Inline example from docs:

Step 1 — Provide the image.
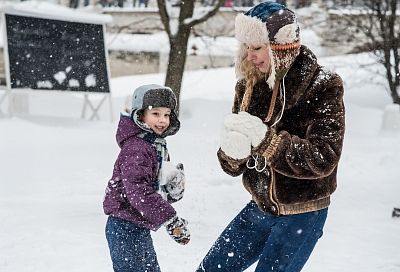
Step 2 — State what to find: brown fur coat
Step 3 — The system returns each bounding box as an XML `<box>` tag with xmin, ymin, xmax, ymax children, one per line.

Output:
<box><xmin>218</xmin><ymin>45</ymin><xmax>345</xmax><ymax>215</ymax></box>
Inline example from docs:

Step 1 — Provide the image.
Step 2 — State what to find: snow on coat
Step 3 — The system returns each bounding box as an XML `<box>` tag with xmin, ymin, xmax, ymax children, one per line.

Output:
<box><xmin>103</xmin><ymin>115</ymin><xmax>176</xmax><ymax>231</ymax></box>
<box><xmin>218</xmin><ymin>45</ymin><xmax>345</xmax><ymax>216</ymax></box>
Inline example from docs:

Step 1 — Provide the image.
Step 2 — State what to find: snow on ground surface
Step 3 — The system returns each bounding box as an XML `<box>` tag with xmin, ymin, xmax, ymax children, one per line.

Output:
<box><xmin>1</xmin><ymin>52</ymin><xmax>400</xmax><ymax>271</ymax></box>
<box><xmin>1</xmin><ymin>1</ymin><xmax>400</xmax><ymax>271</ymax></box>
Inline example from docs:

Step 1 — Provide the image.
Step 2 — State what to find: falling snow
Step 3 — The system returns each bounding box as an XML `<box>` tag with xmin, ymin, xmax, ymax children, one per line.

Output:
<box><xmin>85</xmin><ymin>74</ymin><xmax>96</xmax><ymax>87</ymax></box>
<box><xmin>296</xmin><ymin>229</ymin><xmax>303</xmax><ymax>235</ymax></box>
<box><xmin>68</xmin><ymin>78</ymin><xmax>80</xmax><ymax>87</ymax></box>
<box><xmin>0</xmin><ymin>1</ymin><xmax>399</xmax><ymax>272</ymax></box>
<box><xmin>54</xmin><ymin>71</ymin><xmax>66</xmax><ymax>84</ymax></box>
<box><xmin>36</xmin><ymin>80</ymin><xmax>53</xmax><ymax>89</ymax></box>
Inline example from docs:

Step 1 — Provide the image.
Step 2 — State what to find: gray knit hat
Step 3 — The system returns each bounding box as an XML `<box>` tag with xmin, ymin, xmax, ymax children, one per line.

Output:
<box><xmin>132</xmin><ymin>84</ymin><xmax>177</xmax><ymax>112</ymax></box>
<box><xmin>131</xmin><ymin>84</ymin><xmax>180</xmax><ymax>137</ymax></box>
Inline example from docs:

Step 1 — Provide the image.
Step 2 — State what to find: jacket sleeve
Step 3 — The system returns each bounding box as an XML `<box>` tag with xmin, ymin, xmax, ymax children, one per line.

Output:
<box><xmin>120</xmin><ymin>144</ymin><xmax>176</xmax><ymax>229</ymax></box>
<box><xmin>217</xmin><ymin>148</ymin><xmax>248</xmax><ymax>176</ymax></box>
<box><xmin>256</xmin><ymin>73</ymin><xmax>345</xmax><ymax>179</ymax></box>
<box><xmin>216</xmin><ymin>80</ymin><xmax>248</xmax><ymax>176</ymax></box>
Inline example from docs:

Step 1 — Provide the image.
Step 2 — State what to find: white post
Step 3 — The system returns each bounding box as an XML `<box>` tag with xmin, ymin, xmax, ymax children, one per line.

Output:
<box><xmin>1</xmin><ymin>12</ymin><xmax>12</xmax><ymax>117</ymax></box>
<box><xmin>108</xmin><ymin>93</ymin><xmax>114</xmax><ymax>122</ymax></box>
<box><xmin>103</xmin><ymin>23</ymin><xmax>114</xmax><ymax>122</ymax></box>
<box><xmin>0</xmin><ymin>88</ymin><xmax>11</xmax><ymax>117</ymax></box>
<box><xmin>381</xmin><ymin>104</ymin><xmax>400</xmax><ymax>131</ymax></box>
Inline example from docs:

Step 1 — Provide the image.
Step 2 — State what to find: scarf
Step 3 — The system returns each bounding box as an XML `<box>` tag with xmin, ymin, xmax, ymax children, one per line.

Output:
<box><xmin>137</xmin><ymin>131</ymin><xmax>169</xmax><ymax>190</ymax></box>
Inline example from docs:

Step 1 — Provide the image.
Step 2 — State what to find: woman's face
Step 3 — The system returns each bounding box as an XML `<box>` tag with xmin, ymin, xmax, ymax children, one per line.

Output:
<box><xmin>142</xmin><ymin>107</ymin><xmax>171</xmax><ymax>135</ymax></box>
<box><xmin>246</xmin><ymin>44</ymin><xmax>271</xmax><ymax>74</ymax></box>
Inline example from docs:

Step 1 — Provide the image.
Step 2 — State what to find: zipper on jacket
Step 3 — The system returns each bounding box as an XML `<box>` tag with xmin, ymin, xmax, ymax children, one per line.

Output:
<box><xmin>268</xmin><ymin>168</ymin><xmax>280</xmax><ymax>215</ymax></box>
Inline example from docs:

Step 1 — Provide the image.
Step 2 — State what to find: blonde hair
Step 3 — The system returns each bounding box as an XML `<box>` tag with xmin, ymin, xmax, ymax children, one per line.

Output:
<box><xmin>237</xmin><ymin>44</ymin><xmax>271</xmax><ymax>112</ymax></box>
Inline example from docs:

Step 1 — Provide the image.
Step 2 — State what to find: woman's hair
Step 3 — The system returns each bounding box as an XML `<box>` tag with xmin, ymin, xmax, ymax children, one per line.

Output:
<box><xmin>237</xmin><ymin>44</ymin><xmax>271</xmax><ymax>112</ymax></box>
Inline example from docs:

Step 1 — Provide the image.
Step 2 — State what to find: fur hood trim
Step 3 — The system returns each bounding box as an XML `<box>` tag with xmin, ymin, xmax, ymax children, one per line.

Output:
<box><xmin>235</xmin><ymin>13</ymin><xmax>270</xmax><ymax>45</ymax></box>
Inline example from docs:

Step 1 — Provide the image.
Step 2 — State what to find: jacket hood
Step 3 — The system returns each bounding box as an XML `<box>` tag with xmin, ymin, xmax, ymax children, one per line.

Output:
<box><xmin>128</xmin><ymin>84</ymin><xmax>180</xmax><ymax>137</ymax></box>
<box><xmin>116</xmin><ymin>115</ymin><xmax>143</xmax><ymax>148</ymax></box>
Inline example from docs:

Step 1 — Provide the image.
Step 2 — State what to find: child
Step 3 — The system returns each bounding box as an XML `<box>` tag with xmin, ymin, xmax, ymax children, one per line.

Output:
<box><xmin>103</xmin><ymin>84</ymin><xmax>190</xmax><ymax>272</ymax></box>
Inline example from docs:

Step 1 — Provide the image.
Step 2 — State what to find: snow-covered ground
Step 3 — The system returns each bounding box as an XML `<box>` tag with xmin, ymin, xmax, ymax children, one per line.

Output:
<box><xmin>1</xmin><ymin>51</ymin><xmax>400</xmax><ymax>272</ymax></box>
<box><xmin>1</xmin><ymin>1</ymin><xmax>400</xmax><ymax>272</ymax></box>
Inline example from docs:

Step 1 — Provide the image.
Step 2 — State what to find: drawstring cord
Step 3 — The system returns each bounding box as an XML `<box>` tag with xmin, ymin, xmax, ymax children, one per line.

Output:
<box><xmin>246</xmin><ymin>155</ymin><xmax>268</xmax><ymax>173</ymax></box>
<box><xmin>271</xmin><ymin>75</ymin><xmax>286</xmax><ymax>127</ymax></box>
<box><xmin>246</xmin><ymin>75</ymin><xmax>286</xmax><ymax>172</ymax></box>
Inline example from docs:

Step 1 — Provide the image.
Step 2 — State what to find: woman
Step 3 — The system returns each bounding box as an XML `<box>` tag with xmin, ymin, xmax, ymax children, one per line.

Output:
<box><xmin>197</xmin><ymin>2</ymin><xmax>345</xmax><ymax>272</ymax></box>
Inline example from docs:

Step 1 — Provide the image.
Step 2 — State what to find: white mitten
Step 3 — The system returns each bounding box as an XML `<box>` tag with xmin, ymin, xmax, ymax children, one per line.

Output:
<box><xmin>224</xmin><ymin>111</ymin><xmax>268</xmax><ymax>147</ymax></box>
<box><xmin>220</xmin><ymin>130</ymin><xmax>251</xmax><ymax>160</ymax></box>
<box><xmin>160</xmin><ymin>162</ymin><xmax>185</xmax><ymax>202</ymax></box>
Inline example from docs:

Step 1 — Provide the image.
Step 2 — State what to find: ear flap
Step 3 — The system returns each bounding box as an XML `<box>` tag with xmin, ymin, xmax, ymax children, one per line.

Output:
<box><xmin>266</xmin><ymin>46</ymin><xmax>276</xmax><ymax>89</ymax></box>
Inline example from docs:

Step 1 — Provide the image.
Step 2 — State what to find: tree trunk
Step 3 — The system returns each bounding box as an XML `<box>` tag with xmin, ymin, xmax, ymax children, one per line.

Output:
<box><xmin>379</xmin><ymin>0</ymin><xmax>400</xmax><ymax>105</ymax></box>
<box><xmin>69</xmin><ymin>0</ymin><xmax>79</xmax><ymax>8</ymax></box>
<box><xmin>165</xmin><ymin>27</ymin><xmax>191</xmax><ymax>114</ymax></box>
<box><xmin>157</xmin><ymin>0</ymin><xmax>226</xmax><ymax>114</ymax></box>
<box><xmin>327</xmin><ymin>0</ymin><xmax>400</xmax><ymax>104</ymax></box>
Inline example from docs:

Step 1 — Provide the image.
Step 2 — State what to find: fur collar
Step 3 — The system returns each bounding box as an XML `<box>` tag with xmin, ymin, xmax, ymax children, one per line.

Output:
<box><xmin>283</xmin><ymin>45</ymin><xmax>318</xmax><ymax>109</ymax></box>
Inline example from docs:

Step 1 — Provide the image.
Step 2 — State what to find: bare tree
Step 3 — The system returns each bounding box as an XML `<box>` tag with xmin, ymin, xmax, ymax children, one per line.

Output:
<box><xmin>331</xmin><ymin>0</ymin><xmax>400</xmax><ymax>104</ymax></box>
<box><xmin>366</xmin><ymin>0</ymin><xmax>400</xmax><ymax>105</ymax></box>
<box><xmin>69</xmin><ymin>0</ymin><xmax>79</xmax><ymax>8</ymax></box>
<box><xmin>156</xmin><ymin>0</ymin><xmax>226</xmax><ymax>112</ymax></box>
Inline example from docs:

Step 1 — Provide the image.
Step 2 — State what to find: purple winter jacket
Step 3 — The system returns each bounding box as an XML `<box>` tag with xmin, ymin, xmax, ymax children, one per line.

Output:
<box><xmin>103</xmin><ymin>115</ymin><xmax>176</xmax><ymax>231</ymax></box>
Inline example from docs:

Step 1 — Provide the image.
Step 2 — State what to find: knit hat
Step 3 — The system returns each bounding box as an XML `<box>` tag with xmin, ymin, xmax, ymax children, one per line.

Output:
<box><xmin>235</xmin><ymin>1</ymin><xmax>301</xmax><ymax>89</ymax></box>
<box><xmin>130</xmin><ymin>84</ymin><xmax>180</xmax><ymax>137</ymax></box>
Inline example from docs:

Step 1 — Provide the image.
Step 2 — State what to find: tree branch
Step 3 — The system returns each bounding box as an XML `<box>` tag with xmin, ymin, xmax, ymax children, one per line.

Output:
<box><xmin>185</xmin><ymin>0</ymin><xmax>226</xmax><ymax>28</ymax></box>
<box><xmin>157</xmin><ymin>0</ymin><xmax>171</xmax><ymax>36</ymax></box>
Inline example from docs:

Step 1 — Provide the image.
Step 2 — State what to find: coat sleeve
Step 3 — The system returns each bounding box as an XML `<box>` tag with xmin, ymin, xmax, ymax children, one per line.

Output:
<box><xmin>217</xmin><ymin>80</ymin><xmax>248</xmax><ymax>176</ymax></box>
<box><xmin>120</xmin><ymin>144</ymin><xmax>176</xmax><ymax>229</ymax></box>
<box><xmin>256</xmin><ymin>72</ymin><xmax>345</xmax><ymax>179</ymax></box>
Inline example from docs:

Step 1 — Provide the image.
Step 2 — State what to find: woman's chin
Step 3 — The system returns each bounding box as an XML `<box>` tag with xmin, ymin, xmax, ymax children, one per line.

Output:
<box><xmin>258</xmin><ymin>66</ymin><xmax>268</xmax><ymax>73</ymax></box>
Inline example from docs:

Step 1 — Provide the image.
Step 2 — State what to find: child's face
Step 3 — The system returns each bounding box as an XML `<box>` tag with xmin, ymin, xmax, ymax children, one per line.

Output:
<box><xmin>142</xmin><ymin>107</ymin><xmax>171</xmax><ymax>135</ymax></box>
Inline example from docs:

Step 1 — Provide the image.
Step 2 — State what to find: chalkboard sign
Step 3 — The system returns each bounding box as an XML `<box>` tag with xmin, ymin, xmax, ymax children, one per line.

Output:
<box><xmin>4</xmin><ymin>13</ymin><xmax>110</xmax><ymax>93</ymax></box>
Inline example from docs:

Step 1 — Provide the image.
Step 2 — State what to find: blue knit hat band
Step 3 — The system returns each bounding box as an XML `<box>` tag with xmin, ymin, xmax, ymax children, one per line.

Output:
<box><xmin>245</xmin><ymin>2</ymin><xmax>287</xmax><ymax>22</ymax></box>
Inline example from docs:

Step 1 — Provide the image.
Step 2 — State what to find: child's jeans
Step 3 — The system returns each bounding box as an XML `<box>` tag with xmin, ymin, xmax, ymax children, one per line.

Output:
<box><xmin>197</xmin><ymin>201</ymin><xmax>328</xmax><ymax>272</ymax></box>
<box><xmin>105</xmin><ymin>216</ymin><xmax>161</xmax><ymax>272</ymax></box>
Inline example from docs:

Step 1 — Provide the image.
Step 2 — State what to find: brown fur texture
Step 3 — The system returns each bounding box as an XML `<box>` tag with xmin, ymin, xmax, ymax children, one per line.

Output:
<box><xmin>218</xmin><ymin>45</ymin><xmax>345</xmax><ymax>215</ymax></box>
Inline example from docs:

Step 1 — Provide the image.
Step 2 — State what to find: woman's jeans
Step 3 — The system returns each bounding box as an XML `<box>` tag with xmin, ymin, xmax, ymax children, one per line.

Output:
<box><xmin>105</xmin><ymin>216</ymin><xmax>161</xmax><ymax>272</ymax></box>
<box><xmin>197</xmin><ymin>201</ymin><xmax>328</xmax><ymax>272</ymax></box>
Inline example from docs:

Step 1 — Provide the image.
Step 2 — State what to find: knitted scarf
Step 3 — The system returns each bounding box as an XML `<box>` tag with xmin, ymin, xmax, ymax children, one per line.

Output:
<box><xmin>137</xmin><ymin>131</ymin><xmax>169</xmax><ymax>190</ymax></box>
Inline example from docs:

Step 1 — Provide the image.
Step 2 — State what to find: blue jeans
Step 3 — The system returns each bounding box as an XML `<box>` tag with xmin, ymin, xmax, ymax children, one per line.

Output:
<box><xmin>105</xmin><ymin>216</ymin><xmax>161</xmax><ymax>272</ymax></box>
<box><xmin>197</xmin><ymin>201</ymin><xmax>328</xmax><ymax>272</ymax></box>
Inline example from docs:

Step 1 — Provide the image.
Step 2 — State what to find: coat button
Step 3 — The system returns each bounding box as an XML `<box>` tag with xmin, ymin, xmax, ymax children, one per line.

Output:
<box><xmin>271</xmin><ymin>206</ymin><xmax>277</xmax><ymax>212</ymax></box>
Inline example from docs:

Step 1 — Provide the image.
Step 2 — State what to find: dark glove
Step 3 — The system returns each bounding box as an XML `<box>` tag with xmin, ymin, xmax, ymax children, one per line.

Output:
<box><xmin>164</xmin><ymin>216</ymin><xmax>190</xmax><ymax>245</ymax></box>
